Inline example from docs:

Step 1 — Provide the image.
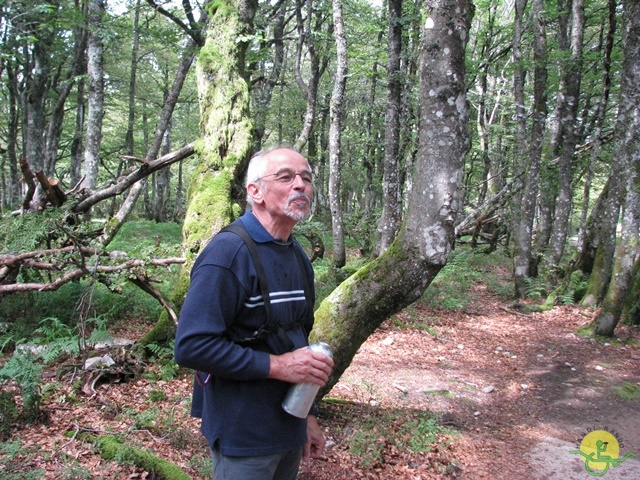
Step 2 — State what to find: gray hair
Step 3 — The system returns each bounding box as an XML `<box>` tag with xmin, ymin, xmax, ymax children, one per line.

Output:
<box><xmin>245</xmin><ymin>151</ymin><xmax>270</xmax><ymax>206</ymax></box>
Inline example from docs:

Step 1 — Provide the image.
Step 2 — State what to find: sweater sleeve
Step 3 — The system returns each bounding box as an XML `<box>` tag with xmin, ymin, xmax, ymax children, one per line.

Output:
<box><xmin>174</xmin><ymin>249</ymin><xmax>271</xmax><ymax>381</ymax></box>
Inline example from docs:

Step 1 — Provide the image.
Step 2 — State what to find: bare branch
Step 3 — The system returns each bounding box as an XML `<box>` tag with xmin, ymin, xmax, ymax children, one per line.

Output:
<box><xmin>0</xmin><ymin>253</ymin><xmax>185</xmax><ymax>294</ymax></box>
<box><xmin>145</xmin><ymin>0</ymin><xmax>205</xmax><ymax>46</ymax></box>
<box><xmin>129</xmin><ymin>270</ymin><xmax>179</xmax><ymax>325</ymax></box>
<box><xmin>72</xmin><ymin>142</ymin><xmax>195</xmax><ymax>214</ymax></box>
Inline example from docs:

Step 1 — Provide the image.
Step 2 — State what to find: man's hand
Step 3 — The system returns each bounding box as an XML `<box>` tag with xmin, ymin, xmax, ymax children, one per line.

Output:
<box><xmin>304</xmin><ymin>415</ymin><xmax>326</xmax><ymax>459</ymax></box>
<box><xmin>268</xmin><ymin>346</ymin><xmax>334</xmax><ymax>386</ymax></box>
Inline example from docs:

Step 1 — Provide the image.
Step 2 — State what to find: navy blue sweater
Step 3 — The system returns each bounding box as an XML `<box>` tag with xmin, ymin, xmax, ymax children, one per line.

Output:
<box><xmin>174</xmin><ymin>211</ymin><xmax>315</xmax><ymax>456</ymax></box>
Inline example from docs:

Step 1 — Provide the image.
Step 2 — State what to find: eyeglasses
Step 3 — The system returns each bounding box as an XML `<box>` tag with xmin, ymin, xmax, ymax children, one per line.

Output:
<box><xmin>255</xmin><ymin>168</ymin><xmax>313</xmax><ymax>185</ymax></box>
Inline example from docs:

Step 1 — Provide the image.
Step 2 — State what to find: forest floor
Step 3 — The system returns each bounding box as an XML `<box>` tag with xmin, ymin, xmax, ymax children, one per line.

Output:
<box><xmin>2</xmin><ymin>283</ymin><xmax>640</xmax><ymax>479</ymax></box>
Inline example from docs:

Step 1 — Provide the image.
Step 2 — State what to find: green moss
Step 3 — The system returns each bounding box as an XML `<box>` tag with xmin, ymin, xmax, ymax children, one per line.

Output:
<box><xmin>96</xmin><ymin>435</ymin><xmax>190</xmax><ymax>480</ymax></box>
<box><xmin>137</xmin><ymin>310</ymin><xmax>176</xmax><ymax>347</ymax></box>
<box><xmin>206</xmin><ymin>0</ymin><xmax>235</xmax><ymax>18</ymax></box>
<box><xmin>613</xmin><ymin>382</ymin><xmax>640</xmax><ymax>400</ymax></box>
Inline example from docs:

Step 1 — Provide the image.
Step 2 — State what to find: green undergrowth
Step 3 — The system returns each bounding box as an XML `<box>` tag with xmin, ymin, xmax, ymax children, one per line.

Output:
<box><xmin>612</xmin><ymin>381</ymin><xmax>640</xmax><ymax>400</ymax></box>
<box><xmin>94</xmin><ymin>435</ymin><xmax>190</xmax><ymax>480</ymax></box>
<box><xmin>320</xmin><ymin>400</ymin><xmax>457</xmax><ymax>472</ymax></box>
<box><xmin>1</xmin><ymin>220</ymin><xmax>183</xmax><ymax>345</ymax></box>
<box><xmin>419</xmin><ymin>247</ymin><xmax>513</xmax><ymax>312</ymax></box>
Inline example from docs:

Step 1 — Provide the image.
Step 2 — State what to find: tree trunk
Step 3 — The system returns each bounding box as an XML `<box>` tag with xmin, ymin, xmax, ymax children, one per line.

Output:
<box><xmin>99</xmin><ymin>32</ymin><xmax>203</xmax><ymax>246</ymax></box>
<box><xmin>576</xmin><ymin>0</ymin><xmax>615</xmax><ymax>252</ymax></box>
<box><xmin>513</xmin><ymin>0</ymin><xmax>547</xmax><ymax>298</ymax></box>
<box><xmin>315</xmin><ymin>0</ymin><xmax>473</xmax><ymax>396</ymax></box>
<box><xmin>139</xmin><ymin>0</ymin><xmax>257</xmax><ymax>347</ymax></box>
<box><xmin>125</xmin><ymin>0</ymin><xmax>142</xmax><ymax>157</ymax></box>
<box><xmin>545</xmin><ymin>0</ymin><xmax>585</xmax><ymax>271</ymax></box>
<box><xmin>328</xmin><ymin>0</ymin><xmax>348</xmax><ymax>268</ymax></box>
<box><xmin>592</xmin><ymin>0</ymin><xmax>640</xmax><ymax>336</ymax></box>
<box><xmin>293</xmin><ymin>0</ymin><xmax>328</xmax><ymax>153</ymax></box>
<box><xmin>5</xmin><ymin>61</ymin><xmax>21</xmax><ymax>206</ymax></box>
<box><xmin>511</xmin><ymin>0</ymin><xmax>529</xmax><ymax>297</ymax></box>
<box><xmin>82</xmin><ymin>0</ymin><xmax>106</xmax><ymax>192</ymax></box>
<box><xmin>373</xmin><ymin>0</ymin><xmax>403</xmax><ymax>258</ymax></box>
<box><xmin>252</xmin><ymin>0</ymin><xmax>285</xmax><ymax>147</ymax></box>
<box><xmin>154</xmin><ymin>125</ymin><xmax>172</xmax><ymax>222</ymax></box>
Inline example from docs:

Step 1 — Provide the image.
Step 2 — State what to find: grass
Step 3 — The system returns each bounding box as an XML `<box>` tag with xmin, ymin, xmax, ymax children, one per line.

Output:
<box><xmin>612</xmin><ymin>381</ymin><xmax>640</xmax><ymax>400</ymax></box>
<box><xmin>0</xmin><ymin>220</ymin><xmax>183</xmax><ymax>352</ymax></box>
<box><xmin>322</xmin><ymin>401</ymin><xmax>455</xmax><ymax>469</ymax></box>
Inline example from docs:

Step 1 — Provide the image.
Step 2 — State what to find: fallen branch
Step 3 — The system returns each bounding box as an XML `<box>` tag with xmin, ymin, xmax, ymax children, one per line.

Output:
<box><xmin>129</xmin><ymin>270</ymin><xmax>179</xmax><ymax>325</ymax></box>
<box><xmin>72</xmin><ymin>142</ymin><xmax>195</xmax><ymax>214</ymax></box>
<box><xmin>0</xmin><ymin>255</ymin><xmax>185</xmax><ymax>294</ymax></box>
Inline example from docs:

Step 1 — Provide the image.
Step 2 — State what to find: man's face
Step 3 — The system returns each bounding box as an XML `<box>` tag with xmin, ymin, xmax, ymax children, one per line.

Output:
<box><xmin>260</xmin><ymin>150</ymin><xmax>313</xmax><ymax>224</ymax></box>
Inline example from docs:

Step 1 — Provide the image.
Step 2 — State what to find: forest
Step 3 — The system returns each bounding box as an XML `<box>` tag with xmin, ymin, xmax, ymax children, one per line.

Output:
<box><xmin>1</xmin><ymin>0</ymin><xmax>640</xmax><ymax>477</ymax></box>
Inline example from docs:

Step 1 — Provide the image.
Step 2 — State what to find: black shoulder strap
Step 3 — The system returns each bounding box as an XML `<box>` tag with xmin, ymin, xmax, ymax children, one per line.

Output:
<box><xmin>221</xmin><ymin>222</ymin><xmax>313</xmax><ymax>351</ymax></box>
<box><xmin>221</xmin><ymin>223</ymin><xmax>273</xmax><ymax>325</ymax></box>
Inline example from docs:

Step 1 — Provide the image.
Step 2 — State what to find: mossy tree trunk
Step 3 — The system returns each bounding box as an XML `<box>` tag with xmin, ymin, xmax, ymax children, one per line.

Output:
<box><xmin>139</xmin><ymin>0</ymin><xmax>257</xmax><ymax>346</ymax></box>
<box><xmin>591</xmin><ymin>0</ymin><xmax>640</xmax><ymax>337</ymax></box>
<box><xmin>315</xmin><ymin>0</ymin><xmax>473</xmax><ymax>397</ymax></box>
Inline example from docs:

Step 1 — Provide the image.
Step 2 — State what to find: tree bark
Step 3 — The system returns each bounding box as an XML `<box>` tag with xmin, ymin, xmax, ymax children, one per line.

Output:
<box><xmin>293</xmin><ymin>0</ymin><xmax>328</xmax><ymax>153</ymax></box>
<box><xmin>315</xmin><ymin>0</ymin><xmax>473</xmax><ymax>397</ymax></box>
<box><xmin>251</xmin><ymin>0</ymin><xmax>286</xmax><ymax>147</ymax></box>
<box><xmin>328</xmin><ymin>0</ymin><xmax>348</xmax><ymax>268</ymax></box>
<box><xmin>592</xmin><ymin>0</ymin><xmax>640</xmax><ymax>336</ymax></box>
<box><xmin>373</xmin><ymin>0</ymin><xmax>403</xmax><ymax>258</ymax></box>
<box><xmin>139</xmin><ymin>0</ymin><xmax>257</xmax><ymax>348</ymax></box>
<box><xmin>513</xmin><ymin>0</ymin><xmax>547</xmax><ymax>298</ymax></box>
<box><xmin>544</xmin><ymin>0</ymin><xmax>585</xmax><ymax>271</ymax></box>
<box><xmin>125</xmin><ymin>0</ymin><xmax>142</xmax><ymax>158</ymax></box>
<box><xmin>576</xmin><ymin>0</ymin><xmax>615</xmax><ymax>252</ymax></box>
<box><xmin>82</xmin><ymin>0</ymin><xmax>106</xmax><ymax>192</ymax></box>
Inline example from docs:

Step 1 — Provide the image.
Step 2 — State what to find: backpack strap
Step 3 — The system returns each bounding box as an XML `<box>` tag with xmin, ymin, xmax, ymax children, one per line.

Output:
<box><xmin>194</xmin><ymin>221</ymin><xmax>313</xmax><ymax>387</ymax></box>
<box><xmin>221</xmin><ymin>223</ymin><xmax>274</xmax><ymax>342</ymax></box>
<box><xmin>222</xmin><ymin>223</ymin><xmax>312</xmax><ymax>353</ymax></box>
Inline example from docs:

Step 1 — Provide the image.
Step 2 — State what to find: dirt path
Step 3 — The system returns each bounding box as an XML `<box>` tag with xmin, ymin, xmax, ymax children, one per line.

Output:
<box><xmin>5</xmin><ymin>287</ymin><xmax>639</xmax><ymax>479</ymax></box>
<box><xmin>301</xmin><ymin>286</ymin><xmax>640</xmax><ymax>479</ymax></box>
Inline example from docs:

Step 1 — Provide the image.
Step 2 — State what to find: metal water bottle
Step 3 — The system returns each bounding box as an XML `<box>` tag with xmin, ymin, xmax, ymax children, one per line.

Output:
<box><xmin>282</xmin><ymin>342</ymin><xmax>333</xmax><ymax>418</ymax></box>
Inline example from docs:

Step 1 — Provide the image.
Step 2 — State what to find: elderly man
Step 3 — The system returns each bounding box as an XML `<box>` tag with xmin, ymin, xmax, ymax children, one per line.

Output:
<box><xmin>175</xmin><ymin>148</ymin><xmax>334</xmax><ymax>480</ymax></box>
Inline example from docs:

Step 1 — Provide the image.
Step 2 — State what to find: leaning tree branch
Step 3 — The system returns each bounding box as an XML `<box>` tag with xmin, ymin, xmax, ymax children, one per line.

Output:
<box><xmin>455</xmin><ymin>175</ymin><xmax>521</xmax><ymax>236</ymax></box>
<box><xmin>129</xmin><ymin>270</ymin><xmax>179</xmax><ymax>325</ymax></box>
<box><xmin>72</xmin><ymin>142</ymin><xmax>195</xmax><ymax>214</ymax></box>
<box><xmin>0</xmin><ymin>253</ymin><xmax>185</xmax><ymax>294</ymax></box>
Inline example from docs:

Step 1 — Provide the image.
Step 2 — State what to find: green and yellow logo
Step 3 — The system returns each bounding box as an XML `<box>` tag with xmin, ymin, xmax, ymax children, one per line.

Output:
<box><xmin>569</xmin><ymin>429</ymin><xmax>636</xmax><ymax>477</ymax></box>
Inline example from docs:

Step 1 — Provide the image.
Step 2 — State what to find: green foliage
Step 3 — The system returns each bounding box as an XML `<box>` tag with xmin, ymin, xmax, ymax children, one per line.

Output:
<box><xmin>0</xmin><ymin>440</ymin><xmax>46</xmax><ymax>479</ymax></box>
<box><xmin>145</xmin><ymin>341</ymin><xmax>180</xmax><ymax>381</ymax></box>
<box><xmin>0</xmin><ymin>210</ymin><xmax>65</xmax><ymax>253</ymax></box>
<box><xmin>33</xmin><ymin>317</ymin><xmax>80</xmax><ymax>362</ymax></box>
<box><xmin>524</xmin><ymin>276</ymin><xmax>547</xmax><ymax>301</ymax></box>
<box><xmin>560</xmin><ymin>270</ymin><xmax>589</xmax><ymax>304</ymax></box>
<box><xmin>0</xmin><ymin>350</ymin><xmax>43</xmax><ymax>422</ymax></box>
<box><xmin>186</xmin><ymin>453</ymin><xmax>213</xmax><ymax>478</ymax></box>
<box><xmin>400</xmin><ymin>414</ymin><xmax>451</xmax><ymax>453</ymax></box>
<box><xmin>343</xmin><ymin>407</ymin><xmax>454</xmax><ymax>468</ymax></box>
<box><xmin>612</xmin><ymin>382</ymin><xmax>640</xmax><ymax>401</ymax></box>
<box><xmin>107</xmin><ymin>220</ymin><xmax>183</xmax><ymax>258</ymax></box>
<box><xmin>1</xmin><ymin>220</ymin><xmax>183</xmax><ymax>358</ymax></box>
<box><xmin>420</xmin><ymin>247</ymin><xmax>512</xmax><ymax>311</ymax></box>
<box><xmin>0</xmin><ymin>390</ymin><xmax>18</xmax><ymax>440</ymax></box>
<box><xmin>148</xmin><ymin>389</ymin><xmax>167</xmax><ymax>403</ymax></box>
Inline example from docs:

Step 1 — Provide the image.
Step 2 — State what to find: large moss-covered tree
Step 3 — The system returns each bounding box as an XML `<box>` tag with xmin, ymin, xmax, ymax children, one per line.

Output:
<box><xmin>591</xmin><ymin>0</ymin><xmax>640</xmax><ymax>337</ymax></box>
<box><xmin>140</xmin><ymin>0</ymin><xmax>257</xmax><ymax>345</ymax></box>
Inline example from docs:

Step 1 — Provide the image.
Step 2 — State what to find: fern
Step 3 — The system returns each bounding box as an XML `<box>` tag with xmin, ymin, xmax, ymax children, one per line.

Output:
<box><xmin>0</xmin><ymin>351</ymin><xmax>43</xmax><ymax>422</ymax></box>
